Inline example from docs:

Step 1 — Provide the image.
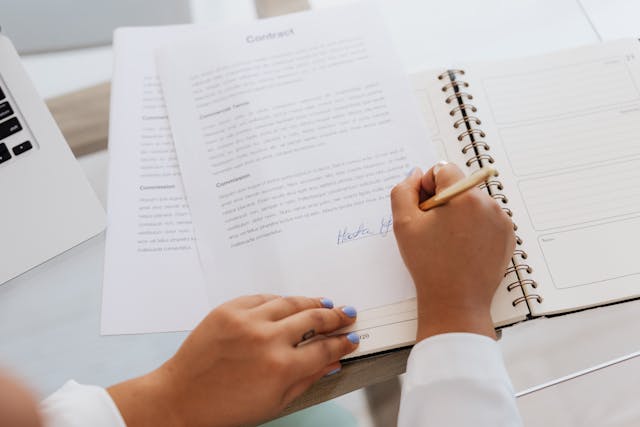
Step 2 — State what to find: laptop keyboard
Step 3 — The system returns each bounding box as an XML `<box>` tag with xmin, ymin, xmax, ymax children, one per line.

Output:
<box><xmin>0</xmin><ymin>81</ymin><xmax>34</xmax><ymax>165</ymax></box>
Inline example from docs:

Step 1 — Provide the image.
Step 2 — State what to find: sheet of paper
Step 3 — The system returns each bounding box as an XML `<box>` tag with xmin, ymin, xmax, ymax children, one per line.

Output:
<box><xmin>460</xmin><ymin>39</ymin><xmax>640</xmax><ymax>315</ymax></box>
<box><xmin>101</xmin><ymin>26</ymin><xmax>211</xmax><ymax>334</ymax></box>
<box><xmin>157</xmin><ymin>4</ymin><xmax>436</xmax><ymax>311</ymax></box>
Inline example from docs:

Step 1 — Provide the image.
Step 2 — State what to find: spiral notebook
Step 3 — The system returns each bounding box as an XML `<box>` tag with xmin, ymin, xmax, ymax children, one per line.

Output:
<box><xmin>347</xmin><ymin>38</ymin><xmax>640</xmax><ymax>356</ymax></box>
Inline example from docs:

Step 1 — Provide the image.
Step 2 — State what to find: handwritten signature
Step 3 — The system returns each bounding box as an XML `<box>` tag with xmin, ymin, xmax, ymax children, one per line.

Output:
<box><xmin>336</xmin><ymin>215</ymin><xmax>393</xmax><ymax>245</ymax></box>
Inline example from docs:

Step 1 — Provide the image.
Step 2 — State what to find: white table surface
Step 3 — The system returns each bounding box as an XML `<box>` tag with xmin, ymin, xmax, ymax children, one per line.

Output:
<box><xmin>1</xmin><ymin>1</ymin><xmax>640</xmax><ymax>424</ymax></box>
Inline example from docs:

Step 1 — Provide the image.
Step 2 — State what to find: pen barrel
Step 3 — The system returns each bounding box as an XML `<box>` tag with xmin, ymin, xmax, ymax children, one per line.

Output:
<box><xmin>418</xmin><ymin>167</ymin><xmax>497</xmax><ymax>211</ymax></box>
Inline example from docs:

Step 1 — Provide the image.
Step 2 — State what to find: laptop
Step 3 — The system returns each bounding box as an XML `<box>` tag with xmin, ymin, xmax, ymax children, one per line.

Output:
<box><xmin>0</xmin><ymin>0</ymin><xmax>191</xmax><ymax>54</ymax></box>
<box><xmin>0</xmin><ymin>34</ymin><xmax>105</xmax><ymax>285</ymax></box>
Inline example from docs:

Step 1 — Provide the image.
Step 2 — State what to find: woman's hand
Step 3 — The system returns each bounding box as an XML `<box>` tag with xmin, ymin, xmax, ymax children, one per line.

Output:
<box><xmin>391</xmin><ymin>162</ymin><xmax>515</xmax><ymax>341</ymax></box>
<box><xmin>108</xmin><ymin>295</ymin><xmax>359</xmax><ymax>427</ymax></box>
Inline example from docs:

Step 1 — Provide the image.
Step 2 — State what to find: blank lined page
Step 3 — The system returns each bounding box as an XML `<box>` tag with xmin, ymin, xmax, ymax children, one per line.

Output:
<box><xmin>500</xmin><ymin>107</ymin><xmax>640</xmax><ymax>176</ymax></box>
<box><xmin>484</xmin><ymin>57</ymin><xmax>640</xmax><ymax>124</ymax></box>
<box><xmin>519</xmin><ymin>159</ymin><xmax>640</xmax><ymax>231</ymax></box>
<box><xmin>463</xmin><ymin>38</ymin><xmax>640</xmax><ymax>315</ymax></box>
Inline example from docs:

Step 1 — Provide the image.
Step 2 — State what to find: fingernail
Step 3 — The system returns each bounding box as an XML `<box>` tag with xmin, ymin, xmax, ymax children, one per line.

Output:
<box><xmin>320</xmin><ymin>298</ymin><xmax>334</xmax><ymax>309</ymax></box>
<box><xmin>433</xmin><ymin>160</ymin><xmax>448</xmax><ymax>175</ymax></box>
<box><xmin>346</xmin><ymin>332</ymin><xmax>360</xmax><ymax>344</ymax></box>
<box><xmin>405</xmin><ymin>167</ymin><xmax>416</xmax><ymax>178</ymax></box>
<box><xmin>342</xmin><ymin>306</ymin><xmax>357</xmax><ymax>318</ymax></box>
<box><xmin>325</xmin><ymin>367</ymin><xmax>341</xmax><ymax>377</ymax></box>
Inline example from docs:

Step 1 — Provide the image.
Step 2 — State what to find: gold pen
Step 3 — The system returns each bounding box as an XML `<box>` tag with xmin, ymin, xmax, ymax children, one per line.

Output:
<box><xmin>418</xmin><ymin>167</ymin><xmax>499</xmax><ymax>211</ymax></box>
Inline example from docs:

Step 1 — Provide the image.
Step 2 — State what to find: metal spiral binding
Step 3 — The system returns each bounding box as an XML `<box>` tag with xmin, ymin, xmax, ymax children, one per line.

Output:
<box><xmin>446</xmin><ymin>92</ymin><xmax>473</xmax><ymax>104</ymax></box>
<box><xmin>505</xmin><ymin>264</ymin><xmax>532</xmax><ymax>275</ymax></box>
<box><xmin>457</xmin><ymin>129</ymin><xmax>486</xmax><ymax>141</ymax></box>
<box><xmin>449</xmin><ymin>104</ymin><xmax>477</xmax><ymax>116</ymax></box>
<box><xmin>512</xmin><ymin>295</ymin><xmax>543</xmax><ymax>307</ymax></box>
<box><xmin>439</xmin><ymin>68</ymin><xmax>542</xmax><ymax>310</ymax></box>
<box><xmin>491</xmin><ymin>193</ymin><xmax>508</xmax><ymax>204</ymax></box>
<box><xmin>453</xmin><ymin>116</ymin><xmax>481</xmax><ymax>128</ymax></box>
<box><xmin>462</xmin><ymin>141</ymin><xmax>489</xmax><ymax>154</ymax></box>
<box><xmin>466</xmin><ymin>154</ymin><xmax>494</xmax><ymax>167</ymax></box>
<box><xmin>513</xmin><ymin>249</ymin><xmax>527</xmax><ymax>259</ymax></box>
<box><xmin>478</xmin><ymin>179</ymin><xmax>502</xmax><ymax>191</ymax></box>
<box><xmin>507</xmin><ymin>279</ymin><xmax>537</xmax><ymax>292</ymax></box>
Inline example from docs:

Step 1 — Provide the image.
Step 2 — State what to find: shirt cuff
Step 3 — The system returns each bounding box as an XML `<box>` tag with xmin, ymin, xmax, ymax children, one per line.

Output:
<box><xmin>41</xmin><ymin>380</ymin><xmax>127</xmax><ymax>427</ymax></box>
<box><xmin>405</xmin><ymin>332</ymin><xmax>514</xmax><ymax>392</ymax></box>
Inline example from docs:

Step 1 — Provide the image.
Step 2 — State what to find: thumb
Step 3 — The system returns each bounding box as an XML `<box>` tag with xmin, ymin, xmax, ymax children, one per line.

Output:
<box><xmin>391</xmin><ymin>167</ymin><xmax>423</xmax><ymax>224</ymax></box>
<box><xmin>422</xmin><ymin>161</ymin><xmax>466</xmax><ymax>195</ymax></box>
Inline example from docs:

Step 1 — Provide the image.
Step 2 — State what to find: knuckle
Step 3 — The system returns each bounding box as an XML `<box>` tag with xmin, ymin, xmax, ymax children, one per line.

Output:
<box><xmin>266</xmin><ymin>351</ymin><xmax>290</xmax><ymax>374</ymax></box>
<box><xmin>255</xmin><ymin>294</ymin><xmax>273</xmax><ymax>304</ymax></box>
<box><xmin>325</xmin><ymin>309</ymin><xmax>345</xmax><ymax>332</ymax></box>
<box><xmin>392</xmin><ymin>214</ymin><xmax>412</xmax><ymax>233</ymax></box>
<box><xmin>465</xmin><ymin>190</ymin><xmax>488</xmax><ymax>208</ymax></box>
<box><xmin>333</xmin><ymin>308</ymin><xmax>349</xmax><ymax>326</ymax></box>
<box><xmin>246</xmin><ymin>326</ymin><xmax>271</xmax><ymax>344</ymax></box>
<box><xmin>213</xmin><ymin>305</ymin><xmax>240</xmax><ymax>324</ymax></box>
<box><xmin>209</xmin><ymin>306</ymin><xmax>253</xmax><ymax>337</ymax></box>
<box><xmin>307</xmin><ymin>310</ymin><xmax>327</xmax><ymax>329</ymax></box>
<box><xmin>445</xmin><ymin>163</ymin><xmax>463</xmax><ymax>174</ymax></box>
<box><xmin>282</xmin><ymin>296</ymin><xmax>304</xmax><ymax>312</ymax></box>
<box><xmin>318</xmin><ymin>339</ymin><xmax>337</xmax><ymax>363</ymax></box>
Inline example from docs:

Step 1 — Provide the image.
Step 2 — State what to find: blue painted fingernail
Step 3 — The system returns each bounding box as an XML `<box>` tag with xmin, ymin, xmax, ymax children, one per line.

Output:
<box><xmin>325</xmin><ymin>367</ymin><xmax>341</xmax><ymax>377</ymax></box>
<box><xmin>405</xmin><ymin>167</ymin><xmax>416</xmax><ymax>178</ymax></box>
<box><xmin>342</xmin><ymin>306</ymin><xmax>357</xmax><ymax>318</ymax></box>
<box><xmin>347</xmin><ymin>332</ymin><xmax>360</xmax><ymax>344</ymax></box>
<box><xmin>320</xmin><ymin>298</ymin><xmax>334</xmax><ymax>309</ymax></box>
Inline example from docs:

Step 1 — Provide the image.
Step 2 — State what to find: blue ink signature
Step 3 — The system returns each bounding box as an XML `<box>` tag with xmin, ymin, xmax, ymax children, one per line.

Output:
<box><xmin>336</xmin><ymin>215</ymin><xmax>393</xmax><ymax>245</ymax></box>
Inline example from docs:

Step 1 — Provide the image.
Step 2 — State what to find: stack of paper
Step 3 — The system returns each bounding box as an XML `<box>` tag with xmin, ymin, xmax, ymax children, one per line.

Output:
<box><xmin>102</xmin><ymin>4</ymin><xmax>436</xmax><ymax>339</ymax></box>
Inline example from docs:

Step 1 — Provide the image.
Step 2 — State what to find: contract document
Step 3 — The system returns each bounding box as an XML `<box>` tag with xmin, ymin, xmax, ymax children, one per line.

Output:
<box><xmin>157</xmin><ymin>4</ymin><xmax>436</xmax><ymax>314</ymax></box>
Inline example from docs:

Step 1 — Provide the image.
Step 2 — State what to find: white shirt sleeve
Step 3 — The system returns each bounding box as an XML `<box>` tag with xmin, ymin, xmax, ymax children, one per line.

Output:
<box><xmin>41</xmin><ymin>380</ymin><xmax>127</xmax><ymax>427</ymax></box>
<box><xmin>398</xmin><ymin>333</ymin><xmax>523</xmax><ymax>427</ymax></box>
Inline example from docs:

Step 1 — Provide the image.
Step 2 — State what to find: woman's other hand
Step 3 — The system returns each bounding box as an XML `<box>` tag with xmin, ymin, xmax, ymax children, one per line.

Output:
<box><xmin>108</xmin><ymin>295</ymin><xmax>359</xmax><ymax>427</ymax></box>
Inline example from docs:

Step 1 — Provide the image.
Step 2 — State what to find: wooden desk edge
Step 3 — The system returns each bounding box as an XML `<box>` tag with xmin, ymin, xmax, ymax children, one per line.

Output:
<box><xmin>282</xmin><ymin>347</ymin><xmax>411</xmax><ymax>416</ymax></box>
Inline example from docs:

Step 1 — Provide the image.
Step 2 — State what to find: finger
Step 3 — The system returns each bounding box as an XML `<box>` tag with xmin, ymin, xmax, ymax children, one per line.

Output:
<box><xmin>421</xmin><ymin>160</ymin><xmax>448</xmax><ymax>196</ymax></box>
<box><xmin>281</xmin><ymin>362</ymin><xmax>342</xmax><ymax>406</ymax></box>
<box><xmin>256</xmin><ymin>296</ymin><xmax>334</xmax><ymax>321</ymax></box>
<box><xmin>293</xmin><ymin>333</ymin><xmax>359</xmax><ymax>375</ymax></box>
<box><xmin>390</xmin><ymin>167</ymin><xmax>423</xmax><ymax>226</ymax></box>
<box><xmin>430</xmin><ymin>161</ymin><xmax>466</xmax><ymax>193</ymax></box>
<box><xmin>282</xmin><ymin>306</ymin><xmax>357</xmax><ymax>344</ymax></box>
<box><xmin>225</xmin><ymin>294</ymin><xmax>280</xmax><ymax>309</ymax></box>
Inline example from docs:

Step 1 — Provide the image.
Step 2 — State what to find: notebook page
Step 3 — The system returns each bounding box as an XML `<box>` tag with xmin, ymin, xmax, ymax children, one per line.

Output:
<box><xmin>102</xmin><ymin>26</ymin><xmax>211</xmax><ymax>334</ymax></box>
<box><xmin>462</xmin><ymin>38</ymin><xmax>640</xmax><ymax>315</ymax></box>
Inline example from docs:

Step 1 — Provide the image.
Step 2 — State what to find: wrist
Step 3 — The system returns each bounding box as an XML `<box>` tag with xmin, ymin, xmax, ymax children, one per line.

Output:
<box><xmin>108</xmin><ymin>368</ymin><xmax>184</xmax><ymax>427</ymax></box>
<box><xmin>416</xmin><ymin>299</ymin><xmax>496</xmax><ymax>341</ymax></box>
